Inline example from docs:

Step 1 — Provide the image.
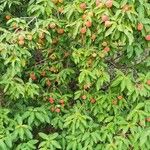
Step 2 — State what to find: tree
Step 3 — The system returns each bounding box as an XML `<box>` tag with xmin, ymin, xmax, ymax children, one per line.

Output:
<box><xmin>0</xmin><ymin>0</ymin><xmax>150</xmax><ymax>149</ymax></box>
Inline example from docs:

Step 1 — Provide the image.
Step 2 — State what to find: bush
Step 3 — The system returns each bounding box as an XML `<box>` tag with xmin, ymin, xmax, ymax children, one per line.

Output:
<box><xmin>0</xmin><ymin>0</ymin><xmax>150</xmax><ymax>149</ymax></box>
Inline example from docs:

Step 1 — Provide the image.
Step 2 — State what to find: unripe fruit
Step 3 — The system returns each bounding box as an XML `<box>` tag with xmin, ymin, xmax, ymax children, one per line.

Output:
<box><xmin>49</xmin><ymin>23</ymin><xmax>56</xmax><ymax>29</ymax></box>
<box><xmin>38</xmin><ymin>39</ymin><xmax>44</xmax><ymax>44</ymax></box>
<box><xmin>85</xmin><ymin>21</ymin><xmax>92</xmax><ymax>28</ymax></box>
<box><xmin>136</xmin><ymin>83</ymin><xmax>143</xmax><ymax>89</ymax></box>
<box><xmin>41</xmin><ymin>71</ymin><xmax>46</xmax><ymax>77</ymax></box>
<box><xmin>52</xmin><ymin>0</ymin><xmax>58</xmax><ymax>4</ymax></box>
<box><xmin>51</xmin><ymin>107</ymin><xmax>55</xmax><ymax>112</ymax></box>
<box><xmin>88</xmin><ymin>12</ymin><xmax>94</xmax><ymax>17</ymax></box>
<box><xmin>13</xmin><ymin>23</ymin><xmax>17</xmax><ymax>29</ymax></box>
<box><xmin>104</xmin><ymin>21</ymin><xmax>111</xmax><ymax>27</ymax></box>
<box><xmin>146</xmin><ymin>117</ymin><xmax>150</xmax><ymax>122</ymax></box>
<box><xmin>55</xmin><ymin>108</ymin><xmax>61</xmax><ymax>113</ymax></box>
<box><xmin>52</xmin><ymin>38</ymin><xmax>58</xmax><ymax>44</ymax></box>
<box><xmin>122</xmin><ymin>5</ymin><xmax>130</xmax><ymax>12</ymax></box>
<box><xmin>105</xmin><ymin>0</ymin><xmax>113</xmax><ymax>8</ymax></box>
<box><xmin>99</xmin><ymin>53</ymin><xmax>105</xmax><ymax>58</ymax></box>
<box><xmin>101</xmin><ymin>15</ymin><xmax>109</xmax><ymax>22</ymax></box>
<box><xmin>30</xmin><ymin>72</ymin><xmax>36</xmax><ymax>80</ymax></box>
<box><xmin>81</xmin><ymin>95</ymin><xmax>87</xmax><ymax>100</ymax></box>
<box><xmin>96</xmin><ymin>2</ymin><xmax>103</xmax><ymax>8</ymax></box>
<box><xmin>145</xmin><ymin>35</ymin><xmax>150</xmax><ymax>41</ymax></box>
<box><xmin>27</xmin><ymin>35</ymin><xmax>33</xmax><ymax>41</ymax></box>
<box><xmin>84</xmin><ymin>85</ymin><xmax>88</xmax><ymax>90</ymax></box>
<box><xmin>112</xmin><ymin>100</ymin><xmax>117</xmax><ymax>105</ymax></box>
<box><xmin>92</xmin><ymin>53</ymin><xmax>97</xmax><ymax>57</ymax></box>
<box><xmin>137</xmin><ymin>23</ymin><xmax>143</xmax><ymax>31</ymax></box>
<box><xmin>104</xmin><ymin>46</ymin><xmax>110</xmax><ymax>52</ymax></box>
<box><xmin>90</xmin><ymin>98</ymin><xmax>96</xmax><ymax>104</ymax></box>
<box><xmin>58</xmin><ymin>7</ymin><xmax>64</xmax><ymax>13</ymax></box>
<box><xmin>46</xmin><ymin>79</ymin><xmax>51</xmax><ymax>87</ymax></box>
<box><xmin>39</xmin><ymin>32</ymin><xmax>45</xmax><ymax>39</ymax></box>
<box><xmin>64</xmin><ymin>52</ymin><xmax>70</xmax><ymax>58</ymax></box>
<box><xmin>80</xmin><ymin>27</ymin><xmax>87</xmax><ymax>34</ymax></box>
<box><xmin>57</xmin><ymin>28</ymin><xmax>64</xmax><ymax>34</ymax></box>
<box><xmin>82</xmin><ymin>14</ymin><xmax>87</xmax><ymax>20</ymax></box>
<box><xmin>117</xmin><ymin>95</ymin><xmax>123</xmax><ymax>100</ymax></box>
<box><xmin>147</xmin><ymin>80</ymin><xmax>150</xmax><ymax>85</ymax></box>
<box><xmin>58</xmin><ymin>0</ymin><xmax>63</xmax><ymax>3</ymax></box>
<box><xmin>18</xmin><ymin>40</ymin><xmax>25</xmax><ymax>46</ymax></box>
<box><xmin>80</xmin><ymin>3</ymin><xmax>86</xmax><ymax>10</ymax></box>
<box><xmin>61</xmin><ymin>103</ymin><xmax>65</xmax><ymax>107</ymax></box>
<box><xmin>102</xmin><ymin>41</ymin><xmax>108</xmax><ymax>47</ymax></box>
<box><xmin>18</xmin><ymin>35</ymin><xmax>25</xmax><ymax>41</ymax></box>
<box><xmin>5</xmin><ymin>15</ymin><xmax>11</xmax><ymax>20</ymax></box>
<box><xmin>59</xmin><ymin>100</ymin><xmax>64</xmax><ymax>104</ymax></box>
<box><xmin>91</xmin><ymin>34</ymin><xmax>96</xmax><ymax>41</ymax></box>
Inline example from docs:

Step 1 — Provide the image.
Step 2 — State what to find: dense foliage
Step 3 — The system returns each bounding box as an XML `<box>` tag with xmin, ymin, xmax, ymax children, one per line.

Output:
<box><xmin>0</xmin><ymin>0</ymin><xmax>150</xmax><ymax>149</ymax></box>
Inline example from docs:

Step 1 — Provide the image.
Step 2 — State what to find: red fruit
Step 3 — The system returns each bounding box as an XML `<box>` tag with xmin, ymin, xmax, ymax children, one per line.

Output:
<box><xmin>57</xmin><ymin>28</ymin><xmax>64</xmax><ymax>34</ymax></box>
<box><xmin>101</xmin><ymin>15</ymin><xmax>109</xmax><ymax>22</ymax></box>
<box><xmin>91</xmin><ymin>34</ymin><xmax>96</xmax><ymax>41</ymax></box>
<box><xmin>104</xmin><ymin>21</ymin><xmax>111</xmax><ymax>27</ymax></box>
<box><xmin>145</xmin><ymin>35</ymin><xmax>150</xmax><ymax>41</ymax></box>
<box><xmin>117</xmin><ymin>95</ymin><xmax>123</xmax><ymax>100</ymax></box>
<box><xmin>81</xmin><ymin>95</ymin><xmax>87</xmax><ymax>100</ymax></box>
<box><xmin>80</xmin><ymin>27</ymin><xmax>87</xmax><ymax>34</ymax></box>
<box><xmin>49</xmin><ymin>23</ymin><xmax>56</xmax><ymax>29</ymax></box>
<box><xmin>49</xmin><ymin>97</ymin><xmax>54</xmax><ymax>104</ymax></box>
<box><xmin>30</xmin><ymin>73</ymin><xmax>36</xmax><ymax>80</ymax></box>
<box><xmin>90</xmin><ymin>98</ymin><xmax>96</xmax><ymax>104</ymax></box>
<box><xmin>104</xmin><ymin>46</ymin><xmax>110</xmax><ymax>52</ymax></box>
<box><xmin>96</xmin><ymin>0</ymin><xmax>100</xmax><ymax>6</ymax></box>
<box><xmin>55</xmin><ymin>108</ymin><xmax>61</xmax><ymax>113</ymax></box>
<box><xmin>146</xmin><ymin>117</ymin><xmax>150</xmax><ymax>122</ymax></box>
<box><xmin>80</xmin><ymin>3</ymin><xmax>86</xmax><ymax>10</ymax></box>
<box><xmin>59</xmin><ymin>100</ymin><xmax>64</xmax><ymax>104</ymax></box>
<box><xmin>137</xmin><ymin>23</ymin><xmax>143</xmax><ymax>31</ymax></box>
<box><xmin>105</xmin><ymin>0</ymin><xmax>113</xmax><ymax>8</ymax></box>
<box><xmin>147</xmin><ymin>80</ymin><xmax>150</xmax><ymax>85</ymax></box>
<box><xmin>85</xmin><ymin>21</ymin><xmax>92</xmax><ymax>28</ymax></box>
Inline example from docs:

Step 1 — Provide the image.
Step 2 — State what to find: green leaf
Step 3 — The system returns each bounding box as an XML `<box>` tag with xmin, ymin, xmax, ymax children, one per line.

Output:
<box><xmin>28</xmin><ymin>112</ymin><xmax>34</xmax><ymax>125</ymax></box>
<box><xmin>105</xmin><ymin>24</ymin><xmax>116</xmax><ymax>37</ymax></box>
<box><xmin>51</xmin><ymin>141</ymin><xmax>61</xmax><ymax>149</ymax></box>
<box><xmin>39</xmin><ymin>133</ymin><xmax>48</xmax><ymax>140</ymax></box>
